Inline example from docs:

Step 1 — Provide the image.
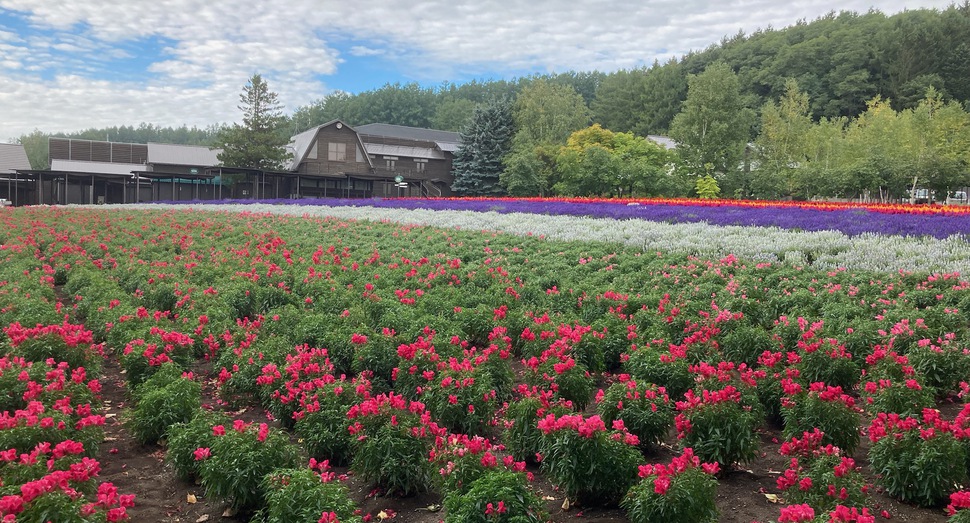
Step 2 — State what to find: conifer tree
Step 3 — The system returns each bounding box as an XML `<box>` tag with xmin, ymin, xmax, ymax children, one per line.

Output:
<box><xmin>451</xmin><ymin>98</ymin><xmax>513</xmax><ymax>195</ymax></box>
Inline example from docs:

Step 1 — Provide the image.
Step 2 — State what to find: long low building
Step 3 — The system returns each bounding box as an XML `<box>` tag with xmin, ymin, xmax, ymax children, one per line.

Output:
<box><xmin>12</xmin><ymin>120</ymin><xmax>460</xmax><ymax>205</ymax></box>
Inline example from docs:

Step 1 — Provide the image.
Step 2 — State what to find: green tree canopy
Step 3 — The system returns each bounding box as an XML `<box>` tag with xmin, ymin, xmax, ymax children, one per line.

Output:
<box><xmin>216</xmin><ymin>74</ymin><xmax>290</xmax><ymax>170</ymax></box>
<box><xmin>669</xmin><ymin>62</ymin><xmax>754</xmax><ymax>195</ymax></box>
<box><xmin>501</xmin><ymin>80</ymin><xmax>592</xmax><ymax>196</ymax></box>
<box><xmin>553</xmin><ymin>124</ymin><xmax>677</xmax><ymax>197</ymax></box>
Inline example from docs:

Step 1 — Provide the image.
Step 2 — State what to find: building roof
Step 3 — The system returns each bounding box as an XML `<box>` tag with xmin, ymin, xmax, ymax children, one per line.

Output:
<box><xmin>51</xmin><ymin>159</ymin><xmax>143</xmax><ymax>176</ymax></box>
<box><xmin>147</xmin><ymin>143</ymin><xmax>221</xmax><ymax>166</ymax></box>
<box><xmin>0</xmin><ymin>143</ymin><xmax>31</xmax><ymax>173</ymax></box>
<box><xmin>355</xmin><ymin>123</ymin><xmax>460</xmax><ymax>148</ymax></box>
<box><xmin>647</xmin><ymin>135</ymin><xmax>677</xmax><ymax>150</ymax></box>
<box><xmin>286</xmin><ymin>120</ymin><xmax>374</xmax><ymax>171</ymax></box>
<box><xmin>364</xmin><ymin>143</ymin><xmax>446</xmax><ymax>160</ymax></box>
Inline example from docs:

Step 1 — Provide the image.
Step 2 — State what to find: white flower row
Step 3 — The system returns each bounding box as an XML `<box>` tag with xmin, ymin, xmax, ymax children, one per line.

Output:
<box><xmin>96</xmin><ymin>203</ymin><xmax>970</xmax><ymax>274</ymax></box>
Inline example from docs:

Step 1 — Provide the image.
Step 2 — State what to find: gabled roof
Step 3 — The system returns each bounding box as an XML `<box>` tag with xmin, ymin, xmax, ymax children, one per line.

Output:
<box><xmin>355</xmin><ymin>123</ymin><xmax>460</xmax><ymax>148</ymax></box>
<box><xmin>0</xmin><ymin>143</ymin><xmax>31</xmax><ymax>173</ymax></box>
<box><xmin>147</xmin><ymin>143</ymin><xmax>221</xmax><ymax>166</ymax></box>
<box><xmin>286</xmin><ymin>120</ymin><xmax>374</xmax><ymax>171</ymax></box>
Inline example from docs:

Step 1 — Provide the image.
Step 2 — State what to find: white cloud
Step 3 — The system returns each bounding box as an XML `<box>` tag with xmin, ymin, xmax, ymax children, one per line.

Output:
<box><xmin>0</xmin><ymin>0</ymin><xmax>959</xmax><ymax>140</ymax></box>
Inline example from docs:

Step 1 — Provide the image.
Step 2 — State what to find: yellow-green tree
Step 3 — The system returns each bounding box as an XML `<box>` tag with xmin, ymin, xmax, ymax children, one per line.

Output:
<box><xmin>553</xmin><ymin>124</ymin><xmax>677</xmax><ymax>197</ymax></box>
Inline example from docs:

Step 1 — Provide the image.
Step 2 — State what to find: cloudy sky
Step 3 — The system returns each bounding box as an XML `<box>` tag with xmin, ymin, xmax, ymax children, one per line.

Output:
<box><xmin>0</xmin><ymin>0</ymin><xmax>957</xmax><ymax>141</ymax></box>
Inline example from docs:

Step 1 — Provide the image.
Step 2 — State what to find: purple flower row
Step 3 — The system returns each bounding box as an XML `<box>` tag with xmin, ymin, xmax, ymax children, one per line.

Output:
<box><xmin>153</xmin><ymin>198</ymin><xmax>970</xmax><ymax>240</ymax></box>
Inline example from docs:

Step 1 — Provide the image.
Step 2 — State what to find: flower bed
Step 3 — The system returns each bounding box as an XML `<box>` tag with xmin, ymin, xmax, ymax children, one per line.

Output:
<box><xmin>3</xmin><ymin>203</ymin><xmax>970</xmax><ymax>522</ymax></box>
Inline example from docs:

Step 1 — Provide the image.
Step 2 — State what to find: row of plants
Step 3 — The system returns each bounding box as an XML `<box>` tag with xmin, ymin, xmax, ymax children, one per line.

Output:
<box><xmin>0</xmin><ymin>318</ymin><xmax>134</xmax><ymax>520</ymax></box>
<box><xmin>138</xmin><ymin>201</ymin><xmax>970</xmax><ymax>274</ymax></box>
<box><xmin>1</xmin><ymin>205</ymin><xmax>970</xmax><ymax>522</ymax></box>
<box><xmin>173</xmin><ymin>195</ymin><xmax>970</xmax><ymax>238</ymax></box>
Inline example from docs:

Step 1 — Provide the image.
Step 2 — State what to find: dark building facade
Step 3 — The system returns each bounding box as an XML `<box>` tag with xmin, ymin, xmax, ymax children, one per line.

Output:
<box><xmin>12</xmin><ymin>121</ymin><xmax>459</xmax><ymax>205</ymax></box>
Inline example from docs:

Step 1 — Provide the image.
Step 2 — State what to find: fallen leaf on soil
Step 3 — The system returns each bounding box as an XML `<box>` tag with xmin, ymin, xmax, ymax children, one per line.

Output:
<box><xmin>222</xmin><ymin>507</ymin><xmax>236</xmax><ymax>517</ymax></box>
<box><xmin>104</xmin><ymin>413</ymin><xmax>116</xmax><ymax>418</ymax></box>
<box><xmin>186</xmin><ymin>493</ymin><xmax>197</xmax><ymax>504</ymax></box>
<box><xmin>767</xmin><ymin>469</ymin><xmax>782</xmax><ymax>474</ymax></box>
<box><xmin>542</xmin><ymin>496</ymin><xmax>556</xmax><ymax>501</ymax></box>
<box><xmin>764</xmin><ymin>493</ymin><xmax>781</xmax><ymax>503</ymax></box>
<box><xmin>195</xmin><ymin>516</ymin><xmax>208</xmax><ymax>523</ymax></box>
<box><xmin>562</xmin><ymin>498</ymin><xmax>570</xmax><ymax>510</ymax></box>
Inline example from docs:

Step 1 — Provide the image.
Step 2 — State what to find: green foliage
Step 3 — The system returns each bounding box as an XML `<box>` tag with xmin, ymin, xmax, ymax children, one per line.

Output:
<box><xmin>781</xmin><ymin>384</ymin><xmax>860</xmax><ymax>455</ymax></box>
<box><xmin>622</xmin><ymin>462</ymin><xmax>719</xmax><ymax>523</ymax></box>
<box><xmin>259</xmin><ymin>468</ymin><xmax>363</xmax><ymax>523</ymax></box>
<box><xmin>554</xmin><ymin>124</ymin><xmax>674</xmax><ymax>197</ymax></box>
<box><xmin>443</xmin><ymin>470</ymin><xmax>548</xmax><ymax>523</ymax></box>
<box><xmin>501</xmin><ymin>396</ymin><xmax>571</xmax><ymax>463</ymax></box>
<box><xmin>674</xmin><ymin>387</ymin><xmax>761</xmax><ymax>467</ymax></box>
<box><xmin>694</xmin><ymin>175</ymin><xmax>721</xmax><ymax>199</ymax></box>
<box><xmin>778</xmin><ymin>452</ymin><xmax>869</xmax><ymax>515</ymax></box>
<box><xmin>166</xmin><ymin>411</ymin><xmax>231</xmax><ymax>482</ymax></box>
<box><xmin>868</xmin><ymin>412</ymin><xmax>968</xmax><ymax>507</ymax></box>
<box><xmin>293</xmin><ymin>381</ymin><xmax>358</xmax><ymax>466</ymax></box>
<box><xmin>197</xmin><ymin>421</ymin><xmax>301</xmax><ymax>510</ymax></box>
<box><xmin>622</xmin><ymin>347</ymin><xmax>693</xmax><ymax>401</ymax></box>
<box><xmin>127</xmin><ymin>363</ymin><xmax>201</xmax><ymax>445</ymax></box>
<box><xmin>216</xmin><ymin>73</ymin><xmax>290</xmax><ymax>171</ymax></box>
<box><xmin>596</xmin><ymin>380</ymin><xmax>673</xmax><ymax>446</ymax></box>
<box><xmin>669</xmin><ymin>62</ymin><xmax>754</xmax><ymax>183</ymax></box>
<box><xmin>538</xmin><ymin>414</ymin><xmax>642</xmax><ymax>506</ymax></box>
<box><xmin>451</xmin><ymin>98</ymin><xmax>514</xmax><ymax>196</ymax></box>
<box><xmin>501</xmin><ymin>80</ymin><xmax>591</xmax><ymax>196</ymax></box>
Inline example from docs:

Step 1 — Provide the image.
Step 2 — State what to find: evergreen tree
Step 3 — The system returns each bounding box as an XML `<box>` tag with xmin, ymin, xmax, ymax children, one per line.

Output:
<box><xmin>217</xmin><ymin>74</ymin><xmax>290</xmax><ymax>170</ymax></box>
<box><xmin>451</xmin><ymin>98</ymin><xmax>513</xmax><ymax>196</ymax></box>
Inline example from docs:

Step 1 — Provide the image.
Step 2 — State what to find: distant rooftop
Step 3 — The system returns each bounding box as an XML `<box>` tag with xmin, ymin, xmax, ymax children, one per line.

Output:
<box><xmin>647</xmin><ymin>135</ymin><xmax>677</xmax><ymax>150</ymax></box>
<box><xmin>355</xmin><ymin>123</ymin><xmax>460</xmax><ymax>146</ymax></box>
<box><xmin>147</xmin><ymin>142</ymin><xmax>221</xmax><ymax>166</ymax></box>
<box><xmin>0</xmin><ymin>143</ymin><xmax>30</xmax><ymax>173</ymax></box>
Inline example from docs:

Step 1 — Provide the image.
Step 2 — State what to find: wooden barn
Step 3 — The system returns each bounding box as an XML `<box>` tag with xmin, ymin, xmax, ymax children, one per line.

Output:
<box><xmin>285</xmin><ymin>120</ymin><xmax>459</xmax><ymax>198</ymax></box>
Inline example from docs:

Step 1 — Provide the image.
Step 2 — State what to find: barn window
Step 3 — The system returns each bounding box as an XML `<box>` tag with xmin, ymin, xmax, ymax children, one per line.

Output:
<box><xmin>328</xmin><ymin>142</ymin><xmax>346</xmax><ymax>161</ymax></box>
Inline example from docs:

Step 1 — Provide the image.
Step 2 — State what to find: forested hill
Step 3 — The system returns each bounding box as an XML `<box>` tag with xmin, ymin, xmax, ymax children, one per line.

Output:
<box><xmin>17</xmin><ymin>3</ymin><xmax>970</xmax><ymax>169</ymax></box>
<box><xmin>293</xmin><ymin>4</ymin><xmax>970</xmax><ymax>136</ymax></box>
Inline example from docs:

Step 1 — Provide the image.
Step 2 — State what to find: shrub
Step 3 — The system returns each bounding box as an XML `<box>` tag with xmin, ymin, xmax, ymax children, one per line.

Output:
<box><xmin>258</xmin><ymin>464</ymin><xmax>362</xmax><ymax>523</ymax></box>
<box><xmin>500</xmin><ymin>391</ymin><xmax>572</xmax><ymax>464</ymax></box>
<box><xmin>595</xmin><ymin>377</ymin><xmax>672</xmax><ymax>447</ymax></box>
<box><xmin>196</xmin><ymin>420</ymin><xmax>301</xmax><ymax>510</ymax></box>
<box><xmin>537</xmin><ymin>413</ymin><xmax>642</xmax><ymax>506</ymax></box>
<box><xmin>127</xmin><ymin>364</ymin><xmax>201</xmax><ymax>445</ymax></box>
<box><xmin>622</xmin><ymin>448</ymin><xmax>719</xmax><ymax>523</ymax></box>
<box><xmin>424</xmin><ymin>356</ymin><xmax>501</xmax><ymax>435</ymax></box>
<box><xmin>120</xmin><ymin>325</ymin><xmax>194</xmax><ymax>386</ymax></box>
<box><xmin>868</xmin><ymin>409</ymin><xmax>968</xmax><ymax>507</ymax></box>
<box><xmin>674</xmin><ymin>386</ymin><xmax>760</xmax><ymax>467</ymax></box>
<box><xmin>293</xmin><ymin>378</ymin><xmax>361</xmax><ymax>466</ymax></box>
<box><xmin>3</xmin><ymin>321</ymin><xmax>103</xmax><ymax>371</ymax></box>
<box><xmin>776</xmin><ymin>448</ymin><xmax>869</xmax><ymax>514</ymax></box>
<box><xmin>781</xmin><ymin>381</ymin><xmax>861</xmax><ymax>455</ymax></box>
<box><xmin>860</xmin><ymin>376</ymin><xmax>934</xmax><ymax>418</ymax></box>
<box><xmin>443</xmin><ymin>469</ymin><xmax>547</xmax><ymax>523</ymax></box>
<box><xmin>165</xmin><ymin>411</ymin><xmax>230</xmax><ymax>482</ymax></box>
<box><xmin>347</xmin><ymin>392</ymin><xmax>445</xmax><ymax>495</ymax></box>
<box><xmin>622</xmin><ymin>345</ymin><xmax>692</xmax><ymax>402</ymax></box>
<box><xmin>793</xmin><ymin>328</ymin><xmax>859</xmax><ymax>391</ymax></box>
<box><xmin>908</xmin><ymin>341</ymin><xmax>970</xmax><ymax>397</ymax></box>
<box><xmin>0</xmin><ymin>441</ymin><xmax>135</xmax><ymax>522</ymax></box>
<box><xmin>524</xmin><ymin>352</ymin><xmax>594</xmax><ymax>410</ymax></box>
